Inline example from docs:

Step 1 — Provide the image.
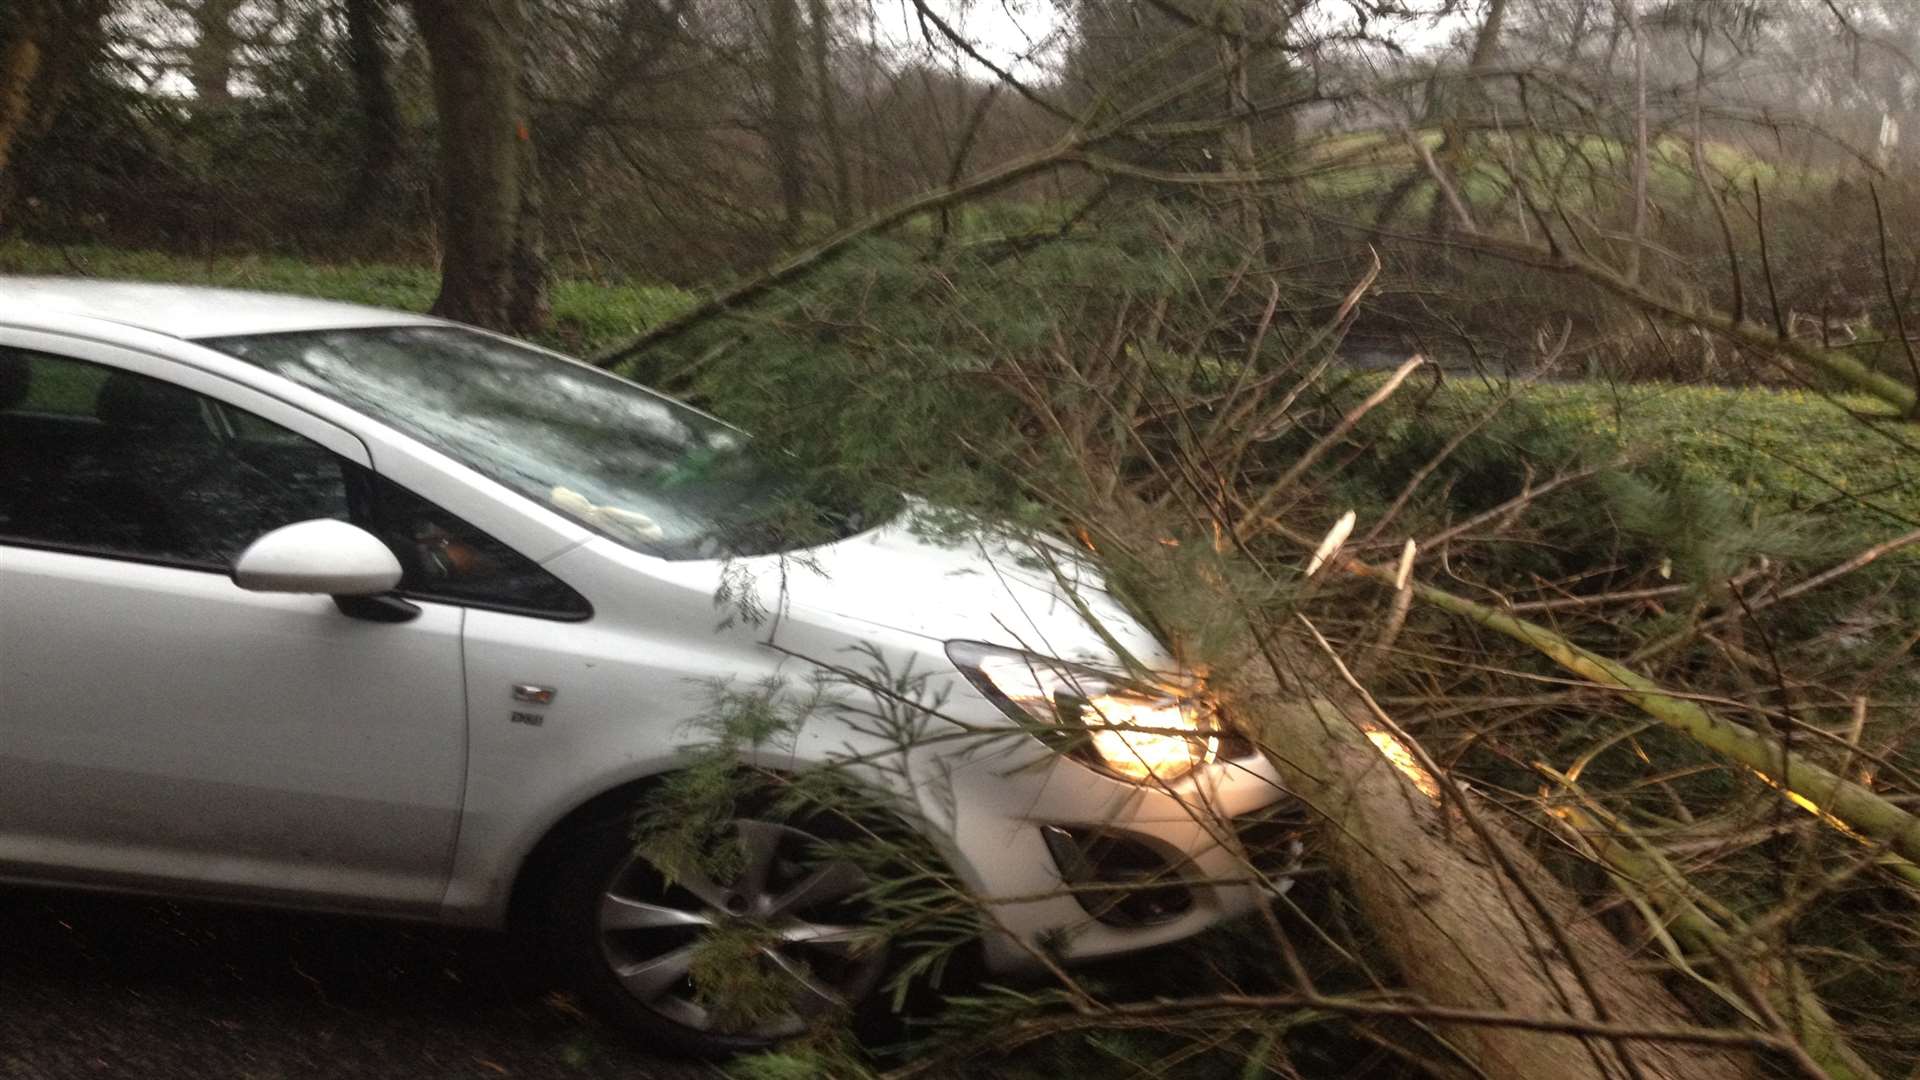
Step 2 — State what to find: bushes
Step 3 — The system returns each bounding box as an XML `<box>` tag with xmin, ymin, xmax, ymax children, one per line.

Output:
<box><xmin>633</xmin><ymin>229</ymin><xmax>1232</xmax><ymax>528</ymax></box>
<box><xmin>1520</xmin><ymin>382</ymin><xmax>1917</xmax><ymax>540</ymax></box>
<box><xmin>1349</xmin><ymin>376</ymin><xmax>1917</xmax><ymax>570</ymax></box>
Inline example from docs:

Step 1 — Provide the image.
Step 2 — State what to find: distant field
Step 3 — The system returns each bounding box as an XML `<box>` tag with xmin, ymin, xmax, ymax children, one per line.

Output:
<box><xmin>1296</xmin><ymin>128</ymin><xmax>1797</xmax><ymax>206</ymax></box>
<box><xmin>1358</xmin><ymin>375</ymin><xmax>1920</xmax><ymax>556</ymax></box>
<box><xmin>0</xmin><ymin>242</ymin><xmax>694</xmax><ymax>357</ymax></box>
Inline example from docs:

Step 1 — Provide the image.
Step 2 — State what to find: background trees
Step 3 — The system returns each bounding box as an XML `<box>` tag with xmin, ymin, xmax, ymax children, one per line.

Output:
<box><xmin>24</xmin><ymin>0</ymin><xmax>1916</xmax><ymax>355</ymax></box>
<box><xmin>409</xmin><ymin>0</ymin><xmax>547</xmax><ymax>330</ymax></box>
<box><xmin>0</xmin><ymin>0</ymin><xmax>1074</xmax><ymax>320</ymax></box>
<box><xmin>0</xmin><ymin>0</ymin><xmax>111</xmax><ymax>225</ymax></box>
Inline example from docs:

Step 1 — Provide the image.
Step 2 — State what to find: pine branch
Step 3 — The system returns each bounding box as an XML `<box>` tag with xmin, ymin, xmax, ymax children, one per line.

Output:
<box><xmin>1330</xmin><ymin>555</ymin><xmax>1920</xmax><ymax>866</ymax></box>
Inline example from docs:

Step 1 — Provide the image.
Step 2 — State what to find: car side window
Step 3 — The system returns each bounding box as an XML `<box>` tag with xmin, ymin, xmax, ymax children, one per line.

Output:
<box><xmin>0</xmin><ymin>348</ymin><xmax>351</xmax><ymax>567</ymax></box>
<box><xmin>351</xmin><ymin>473</ymin><xmax>592</xmax><ymax>619</ymax></box>
<box><xmin>1</xmin><ymin>347</ymin><xmax>588</xmax><ymax>617</ymax></box>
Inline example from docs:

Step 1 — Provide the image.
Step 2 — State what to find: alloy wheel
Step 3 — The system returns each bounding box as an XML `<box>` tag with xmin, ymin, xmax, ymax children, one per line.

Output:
<box><xmin>597</xmin><ymin>818</ymin><xmax>886</xmax><ymax>1039</ymax></box>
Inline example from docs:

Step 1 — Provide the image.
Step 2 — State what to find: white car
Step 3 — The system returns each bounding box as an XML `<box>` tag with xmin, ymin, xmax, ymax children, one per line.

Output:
<box><xmin>0</xmin><ymin>278</ymin><xmax>1295</xmax><ymax>1054</ymax></box>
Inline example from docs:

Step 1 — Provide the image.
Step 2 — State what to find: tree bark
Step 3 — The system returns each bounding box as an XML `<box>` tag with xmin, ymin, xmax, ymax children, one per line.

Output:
<box><xmin>1215</xmin><ymin>0</ymin><xmax>1264</xmax><ymax>245</ymax></box>
<box><xmin>0</xmin><ymin>0</ymin><xmax>107</xmax><ymax>229</ymax></box>
<box><xmin>1423</xmin><ymin>0</ymin><xmax>1506</xmax><ymax>234</ymax></box>
<box><xmin>1623</xmin><ymin>0</ymin><xmax>1648</xmax><ymax>282</ymax></box>
<box><xmin>187</xmin><ymin>0</ymin><xmax>245</xmax><ymax>107</ymax></box>
<box><xmin>766</xmin><ymin>0</ymin><xmax>807</xmax><ymax>238</ymax></box>
<box><xmin>0</xmin><ymin>8</ymin><xmax>47</xmax><ymax>178</ymax></box>
<box><xmin>506</xmin><ymin>128</ymin><xmax>549</xmax><ymax>332</ymax></box>
<box><xmin>1371</xmin><ymin>0</ymin><xmax>1504</xmax><ymax>231</ymax></box>
<box><xmin>411</xmin><ymin>0</ymin><xmax>548</xmax><ymax>333</ymax></box>
<box><xmin>807</xmin><ymin>0</ymin><xmax>850</xmax><ymax>227</ymax></box>
<box><xmin>342</xmin><ymin>0</ymin><xmax>402</xmax><ymax>216</ymax></box>
<box><xmin>1226</xmin><ymin>671</ymin><xmax>1754</xmax><ymax>1080</ymax></box>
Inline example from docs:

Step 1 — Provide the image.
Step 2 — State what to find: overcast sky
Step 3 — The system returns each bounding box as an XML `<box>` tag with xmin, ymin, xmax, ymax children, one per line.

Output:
<box><xmin>882</xmin><ymin>0</ymin><xmax>1070</xmax><ymax>76</ymax></box>
<box><xmin>131</xmin><ymin>0</ymin><xmax>1467</xmax><ymax>98</ymax></box>
<box><xmin>909</xmin><ymin>0</ymin><xmax>1464</xmax><ymax>79</ymax></box>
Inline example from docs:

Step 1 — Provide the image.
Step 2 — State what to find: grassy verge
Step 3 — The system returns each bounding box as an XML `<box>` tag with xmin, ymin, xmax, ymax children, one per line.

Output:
<box><xmin>1348</xmin><ymin>373</ymin><xmax>1919</xmax><ymax>554</ymax></box>
<box><xmin>0</xmin><ymin>242</ymin><xmax>694</xmax><ymax>357</ymax></box>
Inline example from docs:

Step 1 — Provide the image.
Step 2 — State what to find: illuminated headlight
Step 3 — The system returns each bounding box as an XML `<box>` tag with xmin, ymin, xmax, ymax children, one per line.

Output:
<box><xmin>945</xmin><ymin>640</ymin><xmax>1219</xmax><ymax>783</ymax></box>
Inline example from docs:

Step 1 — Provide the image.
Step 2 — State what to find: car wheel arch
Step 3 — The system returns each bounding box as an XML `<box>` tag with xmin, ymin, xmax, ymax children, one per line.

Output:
<box><xmin>503</xmin><ymin>771</ymin><xmax>669</xmax><ymax>932</ymax></box>
<box><xmin>499</xmin><ymin>749</ymin><xmax>835</xmax><ymax>932</ymax></box>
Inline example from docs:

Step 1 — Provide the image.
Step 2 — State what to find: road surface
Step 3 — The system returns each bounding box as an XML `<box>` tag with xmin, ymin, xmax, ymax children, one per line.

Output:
<box><xmin>0</xmin><ymin>885</ymin><xmax>708</xmax><ymax>1079</ymax></box>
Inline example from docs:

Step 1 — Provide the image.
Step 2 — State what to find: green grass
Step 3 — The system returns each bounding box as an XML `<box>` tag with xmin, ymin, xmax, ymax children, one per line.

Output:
<box><xmin>1359</xmin><ymin>375</ymin><xmax>1919</xmax><ymax>558</ymax></box>
<box><xmin>1578</xmin><ymin>384</ymin><xmax>1905</xmax><ymax>528</ymax></box>
<box><xmin>1497</xmin><ymin>381</ymin><xmax>1911</xmax><ymax>535</ymax></box>
<box><xmin>0</xmin><ymin>242</ymin><xmax>694</xmax><ymax>357</ymax></box>
<box><xmin>1297</xmin><ymin>128</ymin><xmax>1807</xmax><ymax>209</ymax></box>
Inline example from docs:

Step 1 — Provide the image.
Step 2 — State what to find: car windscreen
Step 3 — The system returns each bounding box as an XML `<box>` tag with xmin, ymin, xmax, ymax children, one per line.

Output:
<box><xmin>205</xmin><ymin>325</ymin><xmax>882</xmax><ymax>560</ymax></box>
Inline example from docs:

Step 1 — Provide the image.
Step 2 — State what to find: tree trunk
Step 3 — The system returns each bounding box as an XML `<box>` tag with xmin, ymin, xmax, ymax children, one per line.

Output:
<box><xmin>506</xmin><ymin>128</ymin><xmax>549</xmax><ymax>332</ymax></box>
<box><xmin>807</xmin><ymin>0</ymin><xmax>850</xmax><ymax>227</ymax></box>
<box><xmin>1</xmin><ymin>0</ymin><xmax>107</xmax><ymax>229</ymax></box>
<box><xmin>188</xmin><ymin>0</ymin><xmax>245</xmax><ymax>107</ymax></box>
<box><xmin>342</xmin><ymin>0</ymin><xmax>402</xmax><ymax>217</ymax></box>
<box><xmin>858</xmin><ymin>0</ymin><xmax>878</xmax><ymax>215</ymax></box>
<box><xmin>1624</xmin><ymin>0</ymin><xmax>1648</xmax><ymax>282</ymax></box>
<box><xmin>1215</xmin><ymin>0</ymin><xmax>1263</xmax><ymax>245</ymax></box>
<box><xmin>766</xmin><ymin>0</ymin><xmax>806</xmax><ymax>238</ymax></box>
<box><xmin>1219</xmin><ymin>660</ymin><xmax>1753</xmax><ymax>1080</ymax></box>
<box><xmin>1422</xmin><ymin>0</ymin><xmax>1506</xmax><ymax>235</ymax></box>
<box><xmin>0</xmin><ymin>9</ymin><xmax>47</xmax><ymax>178</ymax></box>
<box><xmin>411</xmin><ymin>0</ymin><xmax>548</xmax><ymax>334</ymax></box>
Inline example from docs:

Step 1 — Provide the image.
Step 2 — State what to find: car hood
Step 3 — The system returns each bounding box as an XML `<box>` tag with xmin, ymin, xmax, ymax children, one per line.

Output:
<box><xmin>751</xmin><ymin>518</ymin><xmax>1166</xmax><ymax>668</ymax></box>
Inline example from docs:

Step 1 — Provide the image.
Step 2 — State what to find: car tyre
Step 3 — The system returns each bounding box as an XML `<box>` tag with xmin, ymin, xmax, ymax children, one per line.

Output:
<box><xmin>541</xmin><ymin>803</ymin><xmax>892</xmax><ymax>1058</ymax></box>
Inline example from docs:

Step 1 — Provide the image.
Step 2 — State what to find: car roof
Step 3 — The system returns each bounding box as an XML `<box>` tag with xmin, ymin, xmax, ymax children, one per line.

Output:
<box><xmin>0</xmin><ymin>276</ymin><xmax>442</xmax><ymax>340</ymax></box>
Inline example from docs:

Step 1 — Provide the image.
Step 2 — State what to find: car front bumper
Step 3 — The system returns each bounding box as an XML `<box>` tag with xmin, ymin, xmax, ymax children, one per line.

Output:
<box><xmin>909</xmin><ymin>733</ymin><xmax>1302</xmax><ymax>974</ymax></box>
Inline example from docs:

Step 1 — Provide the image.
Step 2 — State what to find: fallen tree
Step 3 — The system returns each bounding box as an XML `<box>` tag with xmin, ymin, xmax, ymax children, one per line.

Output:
<box><xmin>589</xmin><ymin>4</ymin><xmax>1916</xmax><ymax>1071</ymax></box>
<box><xmin>1221</xmin><ymin>664</ymin><xmax>1756</xmax><ymax>1080</ymax></box>
<box><xmin>1329</xmin><ymin>552</ymin><xmax>1920</xmax><ymax>869</ymax></box>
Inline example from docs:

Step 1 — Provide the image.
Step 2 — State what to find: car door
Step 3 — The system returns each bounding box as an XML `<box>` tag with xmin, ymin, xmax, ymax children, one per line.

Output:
<box><xmin>0</xmin><ymin>334</ymin><xmax>467</xmax><ymax>916</ymax></box>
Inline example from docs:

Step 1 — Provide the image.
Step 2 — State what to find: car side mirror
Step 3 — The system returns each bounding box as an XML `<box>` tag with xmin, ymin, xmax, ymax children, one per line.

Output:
<box><xmin>231</xmin><ymin>519</ymin><xmax>403</xmax><ymax>597</ymax></box>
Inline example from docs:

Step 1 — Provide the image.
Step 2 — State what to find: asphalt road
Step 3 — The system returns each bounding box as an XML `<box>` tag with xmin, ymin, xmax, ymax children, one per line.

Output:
<box><xmin>0</xmin><ymin>886</ymin><xmax>710</xmax><ymax>1080</ymax></box>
